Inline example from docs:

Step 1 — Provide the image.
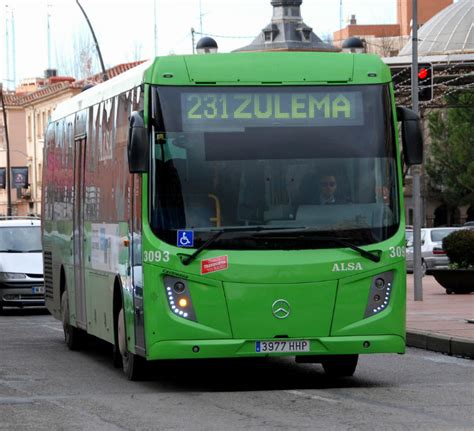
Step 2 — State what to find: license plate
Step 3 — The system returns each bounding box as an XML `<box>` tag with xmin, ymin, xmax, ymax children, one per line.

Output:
<box><xmin>32</xmin><ymin>286</ymin><xmax>45</xmax><ymax>294</ymax></box>
<box><xmin>255</xmin><ymin>340</ymin><xmax>310</xmax><ymax>353</ymax></box>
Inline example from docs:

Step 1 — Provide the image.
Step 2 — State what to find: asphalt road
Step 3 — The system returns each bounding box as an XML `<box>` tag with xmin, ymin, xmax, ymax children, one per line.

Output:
<box><xmin>0</xmin><ymin>308</ymin><xmax>473</xmax><ymax>431</ymax></box>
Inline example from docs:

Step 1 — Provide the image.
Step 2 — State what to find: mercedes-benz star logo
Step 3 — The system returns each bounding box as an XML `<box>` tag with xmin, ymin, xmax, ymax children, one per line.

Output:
<box><xmin>272</xmin><ymin>299</ymin><xmax>290</xmax><ymax>319</ymax></box>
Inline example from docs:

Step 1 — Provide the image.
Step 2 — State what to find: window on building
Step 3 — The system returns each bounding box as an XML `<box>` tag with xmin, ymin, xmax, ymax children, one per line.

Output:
<box><xmin>27</xmin><ymin>115</ymin><xmax>32</xmax><ymax>141</ymax></box>
<box><xmin>36</xmin><ymin>113</ymin><xmax>41</xmax><ymax>138</ymax></box>
<box><xmin>42</xmin><ymin>111</ymin><xmax>46</xmax><ymax>134</ymax></box>
<box><xmin>37</xmin><ymin>163</ymin><xmax>42</xmax><ymax>185</ymax></box>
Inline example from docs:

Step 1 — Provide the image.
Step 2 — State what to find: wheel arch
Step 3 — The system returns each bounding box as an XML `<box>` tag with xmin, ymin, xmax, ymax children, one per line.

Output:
<box><xmin>113</xmin><ymin>275</ymin><xmax>125</xmax><ymax>347</ymax></box>
<box><xmin>112</xmin><ymin>275</ymin><xmax>124</xmax><ymax>342</ymax></box>
<box><xmin>60</xmin><ymin>265</ymin><xmax>67</xmax><ymax>299</ymax></box>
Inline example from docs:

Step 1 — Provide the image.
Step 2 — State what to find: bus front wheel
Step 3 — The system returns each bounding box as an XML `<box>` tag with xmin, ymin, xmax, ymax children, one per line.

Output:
<box><xmin>118</xmin><ymin>308</ymin><xmax>144</xmax><ymax>380</ymax></box>
<box><xmin>321</xmin><ymin>354</ymin><xmax>358</xmax><ymax>377</ymax></box>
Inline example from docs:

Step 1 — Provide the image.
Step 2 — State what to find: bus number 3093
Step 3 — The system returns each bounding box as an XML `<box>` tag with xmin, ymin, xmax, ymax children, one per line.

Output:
<box><xmin>143</xmin><ymin>250</ymin><xmax>170</xmax><ymax>263</ymax></box>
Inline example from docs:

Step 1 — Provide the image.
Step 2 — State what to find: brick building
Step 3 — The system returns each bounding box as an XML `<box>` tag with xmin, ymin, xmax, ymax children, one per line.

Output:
<box><xmin>333</xmin><ymin>0</ymin><xmax>454</xmax><ymax>57</ymax></box>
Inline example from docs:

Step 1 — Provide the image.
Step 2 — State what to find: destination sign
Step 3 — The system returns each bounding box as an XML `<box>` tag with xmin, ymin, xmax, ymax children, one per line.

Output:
<box><xmin>181</xmin><ymin>91</ymin><xmax>364</xmax><ymax>131</ymax></box>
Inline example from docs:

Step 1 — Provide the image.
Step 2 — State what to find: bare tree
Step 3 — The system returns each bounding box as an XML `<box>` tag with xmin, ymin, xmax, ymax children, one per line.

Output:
<box><xmin>56</xmin><ymin>32</ymin><xmax>100</xmax><ymax>79</ymax></box>
<box><xmin>377</xmin><ymin>35</ymin><xmax>396</xmax><ymax>57</ymax></box>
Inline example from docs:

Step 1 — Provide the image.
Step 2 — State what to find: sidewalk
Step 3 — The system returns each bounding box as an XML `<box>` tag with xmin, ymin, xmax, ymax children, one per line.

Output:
<box><xmin>406</xmin><ymin>274</ymin><xmax>474</xmax><ymax>358</ymax></box>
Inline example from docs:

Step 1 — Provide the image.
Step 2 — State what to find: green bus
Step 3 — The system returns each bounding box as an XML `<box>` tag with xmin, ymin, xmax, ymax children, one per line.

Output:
<box><xmin>42</xmin><ymin>51</ymin><xmax>422</xmax><ymax>380</ymax></box>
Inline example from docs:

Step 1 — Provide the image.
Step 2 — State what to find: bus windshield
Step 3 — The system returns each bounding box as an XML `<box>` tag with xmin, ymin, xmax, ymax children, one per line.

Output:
<box><xmin>150</xmin><ymin>85</ymin><xmax>399</xmax><ymax>249</ymax></box>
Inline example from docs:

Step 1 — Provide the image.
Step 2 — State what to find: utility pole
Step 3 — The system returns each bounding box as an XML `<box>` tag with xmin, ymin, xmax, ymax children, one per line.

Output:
<box><xmin>47</xmin><ymin>3</ymin><xmax>52</xmax><ymax>69</ymax></box>
<box><xmin>154</xmin><ymin>0</ymin><xmax>158</xmax><ymax>56</ymax></box>
<box><xmin>0</xmin><ymin>83</ymin><xmax>12</xmax><ymax>217</ymax></box>
<box><xmin>11</xmin><ymin>9</ymin><xmax>16</xmax><ymax>88</ymax></box>
<box><xmin>339</xmin><ymin>0</ymin><xmax>343</xmax><ymax>30</ymax></box>
<box><xmin>411</xmin><ymin>0</ymin><xmax>423</xmax><ymax>301</ymax></box>
<box><xmin>191</xmin><ymin>27</ymin><xmax>196</xmax><ymax>54</ymax></box>
<box><xmin>5</xmin><ymin>5</ymin><xmax>10</xmax><ymax>89</ymax></box>
<box><xmin>199</xmin><ymin>0</ymin><xmax>204</xmax><ymax>34</ymax></box>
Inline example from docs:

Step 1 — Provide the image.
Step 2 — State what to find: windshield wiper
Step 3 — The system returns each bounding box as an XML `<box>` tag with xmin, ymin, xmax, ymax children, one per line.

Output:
<box><xmin>180</xmin><ymin>226</ymin><xmax>305</xmax><ymax>266</ymax></box>
<box><xmin>253</xmin><ymin>229</ymin><xmax>381</xmax><ymax>263</ymax></box>
<box><xmin>0</xmin><ymin>249</ymin><xmax>24</xmax><ymax>253</ymax></box>
<box><xmin>315</xmin><ymin>236</ymin><xmax>381</xmax><ymax>262</ymax></box>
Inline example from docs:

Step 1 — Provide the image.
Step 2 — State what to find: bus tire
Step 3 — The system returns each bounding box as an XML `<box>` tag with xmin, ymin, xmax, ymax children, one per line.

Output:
<box><xmin>118</xmin><ymin>308</ymin><xmax>144</xmax><ymax>380</ymax></box>
<box><xmin>322</xmin><ymin>354</ymin><xmax>358</xmax><ymax>377</ymax></box>
<box><xmin>112</xmin><ymin>344</ymin><xmax>122</xmax><ymax>369</ymax></box>
<box><xmin>61</xmin><ymin>290</ymin><xmax>85</xmax><ymax>351</ymax></box>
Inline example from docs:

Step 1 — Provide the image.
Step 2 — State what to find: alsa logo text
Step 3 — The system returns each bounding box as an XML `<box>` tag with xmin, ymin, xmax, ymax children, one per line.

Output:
<box><xmin>332</xmin><ymin>262</ymin><xmax>363</xmax><ymax>272</ymax></box>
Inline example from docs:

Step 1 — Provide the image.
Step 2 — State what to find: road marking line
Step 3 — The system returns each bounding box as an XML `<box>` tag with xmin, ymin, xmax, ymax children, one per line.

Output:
<box><xmin>285</xmin><ymin>389</ymin><xmax>339</xmax><ymax>404</ymax></box>
<box><xmin>42</xmin><ymin>325</ymin><xmax>63</xmax><ymax>332</ymax></box>
<box><xmin>0</xmin><ymin>398</ymin><xmax>35</xmax><ymax>405</ymax></box>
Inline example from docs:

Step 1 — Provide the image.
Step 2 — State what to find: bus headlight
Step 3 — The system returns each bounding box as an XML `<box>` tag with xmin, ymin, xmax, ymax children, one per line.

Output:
<box><xmin>163</xmin><ymin>276</ymin><xmax>197</xmax><ymax>321</ymax></box>
<box><xmin>364</xmin><ymin>271</ymin><xmax>394</xmax><ymax>318</ymax></box>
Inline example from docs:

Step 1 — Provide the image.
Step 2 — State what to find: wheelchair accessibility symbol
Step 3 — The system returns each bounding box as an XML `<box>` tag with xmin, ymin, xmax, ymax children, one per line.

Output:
<box><xmin>177</xmin><ymin>230</ymin><xmax>194</xmax><ymax>248</ymax></box>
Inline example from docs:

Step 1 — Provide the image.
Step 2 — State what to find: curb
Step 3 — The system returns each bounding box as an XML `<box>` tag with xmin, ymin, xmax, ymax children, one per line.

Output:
<box><xmin>406</xmin><ymin>330</ymin><xmax>474</xmax><ymax>359</ymax></box>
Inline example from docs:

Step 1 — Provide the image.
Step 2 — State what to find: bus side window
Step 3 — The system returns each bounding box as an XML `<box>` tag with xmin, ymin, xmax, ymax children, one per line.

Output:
<box><xmin>154</xmin><ymin>159</ymin><xmax>186</xmax><ymax>230</ymax></box>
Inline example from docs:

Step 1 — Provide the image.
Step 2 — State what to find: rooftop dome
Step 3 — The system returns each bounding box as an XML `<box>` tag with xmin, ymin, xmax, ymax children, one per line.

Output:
<box><xmin>399</xmin><ymin>0</ymin><xmax>473</xmax><ymax>56</ymax></box>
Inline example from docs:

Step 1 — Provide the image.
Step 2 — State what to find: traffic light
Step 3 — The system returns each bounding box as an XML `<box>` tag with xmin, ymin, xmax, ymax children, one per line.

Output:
<box><xmin>417</xmin><ymin>63</ymin><xmax>433</xmax><ymax>102</ymax></box>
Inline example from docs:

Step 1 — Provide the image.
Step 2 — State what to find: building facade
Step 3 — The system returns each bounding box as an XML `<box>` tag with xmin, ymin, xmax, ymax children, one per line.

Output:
<box><xmin>0</xmin><ymin>92</ymin><xmax>30</xmax><ymax>216</ymax></box>
<box><xmin>0</xmin><ymin>62</ymin><xmax>142</xmax><ymax>217</ymax></box>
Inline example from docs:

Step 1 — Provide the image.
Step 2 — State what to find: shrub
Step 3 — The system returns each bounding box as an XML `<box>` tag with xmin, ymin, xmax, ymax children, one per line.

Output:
<box><xmin>443</xmin><ymin>229</ymin><xmax>474</xmax><ymax>268</ymax></box>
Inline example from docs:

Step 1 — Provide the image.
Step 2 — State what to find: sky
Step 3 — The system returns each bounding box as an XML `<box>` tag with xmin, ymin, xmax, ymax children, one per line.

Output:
<box><xmin>1</xmin><ymin>0</ymin><xmax>397</xmax><ymax>87</ymax></box>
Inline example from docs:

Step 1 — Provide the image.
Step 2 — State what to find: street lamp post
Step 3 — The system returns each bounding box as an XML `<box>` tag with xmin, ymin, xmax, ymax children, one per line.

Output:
<box><xmin>0</xmin><ymin>83</ymin><xmax>12</xmax><ymax>217</ymax></box>
<box><xmin>75</xmin><ymin>0</ymin><xmax>108</xmax><ymax>81</ymax></box>
<box><xmin>411</xmin><ymin>0</ymin><xmax>423</xmax><ymax>301</ymax></box>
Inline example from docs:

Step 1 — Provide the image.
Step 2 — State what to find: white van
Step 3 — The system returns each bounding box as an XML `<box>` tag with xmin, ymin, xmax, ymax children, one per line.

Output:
<box><xmin>0</xmin><ymin>218</ymin><xmax>44</xmax><ymax>312</ymax></box>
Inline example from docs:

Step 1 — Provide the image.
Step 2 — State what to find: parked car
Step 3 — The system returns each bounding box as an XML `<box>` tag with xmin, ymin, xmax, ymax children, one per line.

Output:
<box><xmin>406</xmin><ymin>227</ymin><xmax>463</xmax><ymax>275</ymax></box>
<box><xmin>0</xmin><ymin>218</ymin><xmax>44</xmax><ymax>312</ymax></box>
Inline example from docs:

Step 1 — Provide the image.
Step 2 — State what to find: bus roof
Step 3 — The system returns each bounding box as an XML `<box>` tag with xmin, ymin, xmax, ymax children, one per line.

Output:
<box><xmin>51</xmin><ymin>60</ymin><xmax>153</xmax><ymax>121</ymax></box>
<box><xmin>51</xmin><ymin>52</ymin><xmax>391</xmax><ymax>121</ymax></box>
<box><xmin>146</xmin><ymin>51</ymin><xmax>391</xmax><ymax>87</ymax></box>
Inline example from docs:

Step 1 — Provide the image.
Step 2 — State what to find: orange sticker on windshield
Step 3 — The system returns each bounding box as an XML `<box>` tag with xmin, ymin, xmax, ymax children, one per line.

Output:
<box><xmin>201</xmin><ymin>256</ymin><xmax>228</xmax><ymax>275</ymax></box>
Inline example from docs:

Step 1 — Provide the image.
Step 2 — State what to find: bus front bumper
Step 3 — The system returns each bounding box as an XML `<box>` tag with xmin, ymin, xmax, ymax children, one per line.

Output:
<box><xmin>146</xmin><ymin>335</ymin><xmax>405</xmax><ymax>360</ymax></box>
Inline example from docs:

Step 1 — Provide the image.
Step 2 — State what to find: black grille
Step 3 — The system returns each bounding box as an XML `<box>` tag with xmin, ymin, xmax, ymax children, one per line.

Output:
<box><xmin>2</xmin><ymin>293</ymin><xmax>44</xmax><ymax>301</ymax></box>
<box><xmin>44</xmin><ymin>251</ymin><xmax>53</xmax><ymax>299</ymax></box>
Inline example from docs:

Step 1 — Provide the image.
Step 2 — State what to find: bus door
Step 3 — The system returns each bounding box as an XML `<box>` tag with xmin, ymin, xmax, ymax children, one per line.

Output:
<box><xmin>130</xmin><ymin>175</ymin><xmax>146</xmax><ymax>355</ymax></box>
<box><xmin>73</xmin><ymin>136</ymin><xmax>87</xmax><ymax>329</ymax></box>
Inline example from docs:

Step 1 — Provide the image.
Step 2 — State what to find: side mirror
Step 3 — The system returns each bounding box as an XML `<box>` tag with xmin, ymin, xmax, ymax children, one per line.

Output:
<box><xmin>128</xmin><ymin>111</ymin><xmax>148</xmax><ymax>173</ymax></box>
<box><xmin>396</xmin><ymin>107</ymin><xmax>423</xmax><ymax>166</ymax></box>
